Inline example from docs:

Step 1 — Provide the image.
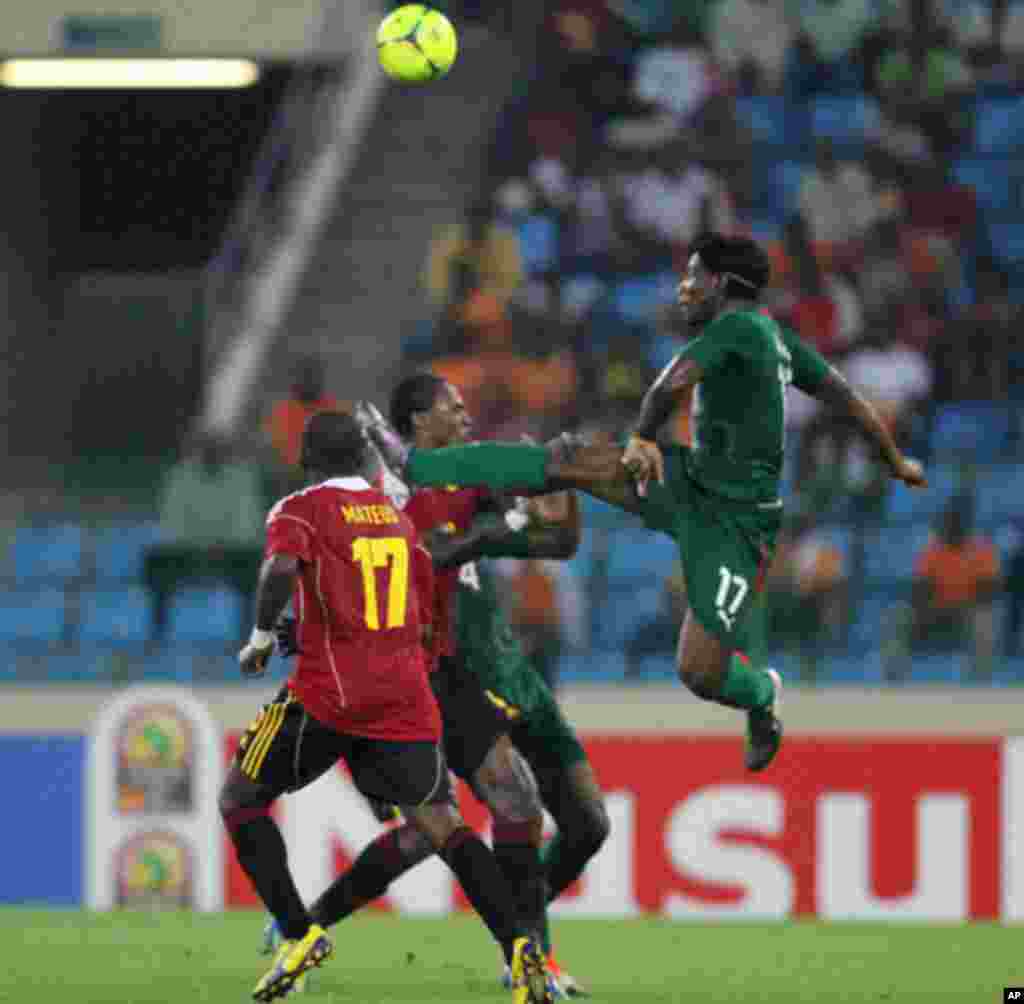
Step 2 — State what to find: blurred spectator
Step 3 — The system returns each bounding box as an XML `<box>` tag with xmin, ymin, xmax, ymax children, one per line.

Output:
<box><xmin>616</xmin><ymin>141</ymin><xmax>734</xmax><ymax>258</ymax></box>
<box><xmin>264</xmin><ymin>356</ymin><xmax>341</xmax><ymax>470</ymax></box>
<box><xmin>891</xmin><ymin>501</ymin><xmax>1002</xmax><ymax>680</ymax></box>
<box><xmin>504</xmin><ymin>558</ymin><xmax>567</xmax><ymax>690</ymax></box>
<box><xmin>144</xmin><ymin>434</ymin><xmax>264</xmax><ymax>641</ymax></box>
<box><xmin>933</xmin><ymin>258</ymin><xmax>1016</xmax><ymax>401</ymax></box>
<box><xmin>624</xmin><ymin>571</ymin><xmax>686</xmax><ymax>678</ymax></box>
<box><xmin>424</xmin><ymin>197</ymin><xmax>523</xmax><ymax>309</ymax></box>
<box><xmin>787</xmin><ymin>0</ymin><xmax>876</xmax><ymax>94</ymax></box>
<box><xmin>798</xmin><ymin>139</ymin><xmax>879</xmax><ymax>258</ymax></box>
<box><xmin>843</xmin><ymin>328</ymin><xmax>932</xmax><ymax>437</ymax></box>
<box><xmin>1004</xmin><ymin>518</ymin><xmax>1024</xmax><ymax>657</ymax></box>
<box><xmin>857</xmin><ymin>215</ymin><xmax>914</xmax><ymax>321</ymax></box>
<box><xmin>709</xmin><ymin>0</ymin><xmax>795</xmax><ymax>92</ymax></box>
<box><xmin>631</xmin><ymin>21</ymin><xmax>714</xmax><ymax>122</ymax></box>
<box><xmin>766</xmin><ymin>514</ymin><xmax>849</xmax><ymax>679</ymax></box>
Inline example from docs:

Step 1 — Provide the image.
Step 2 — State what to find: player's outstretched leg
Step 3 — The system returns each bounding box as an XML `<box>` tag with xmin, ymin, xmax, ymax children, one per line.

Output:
<box><xmin>675</xmin><ymin>611</ymin><xmax>783</xmax><ymax>771</ymax></box>
<box><xmin>219</xmin><ymin>765</ymin><xmax>333</xmax><ymax>1001</ymax></box>
<box><xmin>407</xmin><ymin>801</ymin><xmax>553</xmax><ymax>1004</ymax></box>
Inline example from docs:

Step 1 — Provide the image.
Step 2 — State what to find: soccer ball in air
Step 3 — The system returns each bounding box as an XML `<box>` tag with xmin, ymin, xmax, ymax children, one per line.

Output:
<box><xmin>377</xmin><ymin>5</ymin><xmax>458</xmax><ymax>83</ymax></box>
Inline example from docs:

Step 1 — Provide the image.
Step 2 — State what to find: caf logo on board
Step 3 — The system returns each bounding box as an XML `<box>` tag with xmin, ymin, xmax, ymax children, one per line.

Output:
<box><xmin>115</xmin><ymin>704</ymin><xmax>194</xmax><ymax>814</ymax></box>
<box><xmin>115</xmin><ymin>831</ymin><xmax>193</xmax><ymax>908</ymax></box>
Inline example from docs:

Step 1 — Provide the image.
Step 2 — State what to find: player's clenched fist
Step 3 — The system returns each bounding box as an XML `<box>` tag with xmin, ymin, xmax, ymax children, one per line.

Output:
<box><xmin>621</xmin><ymin>435</ymin><xmax>665</xmax><ymax>496</ymax></box>
<box><xmin>239</xmin><ymin>628</ymin><xmax>275</xmax><ymax>677</ymax></box>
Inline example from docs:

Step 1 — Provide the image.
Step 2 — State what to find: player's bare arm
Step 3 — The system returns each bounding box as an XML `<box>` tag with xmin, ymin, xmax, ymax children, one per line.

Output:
<box><xmin>813</xmin><ymin>366</ymin><xmax>927</xmax><ymax>489</ymax></box>
<box><xmin>239</xmin><ymin>553</ymin><xmax>300</xmax><ymax>677</ymax></box>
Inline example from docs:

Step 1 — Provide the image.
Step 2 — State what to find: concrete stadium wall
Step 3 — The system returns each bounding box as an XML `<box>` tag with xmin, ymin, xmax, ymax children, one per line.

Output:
<box><xmin>3</xmin><ymin>683</ymin><xmax>1023</xmax><ymax>735</ymax></box>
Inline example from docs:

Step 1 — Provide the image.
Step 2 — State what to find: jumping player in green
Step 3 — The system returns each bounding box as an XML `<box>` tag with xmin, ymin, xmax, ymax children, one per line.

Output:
<box><xmin>372</xmin><ymin>234</ymin><xmax>926</xmax><ymax>772</ymax></box>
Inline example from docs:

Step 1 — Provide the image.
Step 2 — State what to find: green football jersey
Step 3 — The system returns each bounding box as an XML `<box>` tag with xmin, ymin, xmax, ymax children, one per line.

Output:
<box><xmin>673</xmin><ymin>310</ymin><xmax>830</xmax><ymax>503</ymax></box>
<box><xmin>455</xmin><ymin>560</ymin><xmax>546</xmax><ymax>716</ymax></box>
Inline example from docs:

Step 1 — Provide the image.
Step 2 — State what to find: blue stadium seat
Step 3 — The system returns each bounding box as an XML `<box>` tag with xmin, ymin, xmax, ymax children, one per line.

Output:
<box><xmin>78</xmin><ymin>587</ymin><xmax>152</xmax><ymax>647</ymax></box>
<box><xmin>973</xmin><ymin>96</ymin><xmax>1024</xmax><ymax>153</ymax></box>
<box><xmin>809</xmin><ymin>95</ymin><xmax>879</xmax><ymax>154</ymax></box>
<box><xmin>862</xmin><ymin>525</ymin><xmax>932</xmax><ymax>585</ymax></box>
<box><xmin>592</xmin><ymin>584</ymin><xmax>664</xmax><ymax>650</ymax></box>
<box><xmin>951</xmin><ymin>157</ymin><xmax>1012</xmax><ymax>213</ymax></box>
<box><xmin>987</xmin><ymin>222</ymin><xmax>1024</xmax><ymax>274</ymax></box>
<box><xmin>931</xmin><ymin>402</ymin><xmax>1013</xmax><ymax>461</ymax></box>
<box><xmin>907</xmin><ymin>653</ymin><xmax>964</xmax><ymax>684</ymax></box>
<box><xmin>848</xmin><ymin>586</ymin><xmax>911</xmax><ymax>654</ymax></box>
<box><xmin>93</xmin><ymin>521</ymin><xmax>164</xmax><ymax>581</ymax></box>
<box><xmin>558</xmin><ymin>651</ymin><xmax>625</xmax><ymax>683</ymax></box>
<box><xmin>166</xmin><ymin>586</ymin><xmax>244</xmax><ymax>645</ymax></box>
<box><xmin>821</xmin><ymin>652</ymin><xmax>884</xmax><ymax>685</ymax></box>
<box><xmin>0</xmin><ymin>589</ymin><xmax>65</xmax><ymax>644</ymax></box>
<box><xmin>735</xmin><ymin>96</ymin><xmax>791</xmax><ymax>146</ymax></box>
<box><xmin>884</xmin><ymin>462</ymin><xmax>960</xmax><ymax>522</ymax></box>
<box><xmin>770</xmin><ymin>161</ymin><xmax>805</xmax><ymax>220</ymax></box>
<box><xmin>610</xmin><ymin>272</ymin><xmax>677</xmax><ymax>323</ymax></box>
<box><xmin>9</xmin><ymin>524</ymin><xmax>83</xmax><ymax>583</ymax></box>
<box><xmin>517</xmin><ymin>214</ymin><xmax>559</xmax><ymax>275</ymax></box>
<box><xmin>605</xmin><ymin>527</ymin><xmax>678</xmax><ymax>587</ymax></box>
<box><xmin>975</xmin><ymin>464</ymin><xmax>1024</xmax><ymax>526</ymax></box>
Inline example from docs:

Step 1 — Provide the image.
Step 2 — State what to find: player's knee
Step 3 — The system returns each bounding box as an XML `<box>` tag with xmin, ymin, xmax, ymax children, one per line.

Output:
<box><xmin>680</xmin><ymin>666</ymin><xmax>720</xmax><ymax>702</ymax></box>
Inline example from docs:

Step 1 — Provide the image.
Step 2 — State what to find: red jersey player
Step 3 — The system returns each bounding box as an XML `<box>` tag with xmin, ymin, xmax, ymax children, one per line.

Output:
<box><xmin>219</xmin><ymin>411</ymin><xmax>552</xmax><ymax>1004</ymax></box>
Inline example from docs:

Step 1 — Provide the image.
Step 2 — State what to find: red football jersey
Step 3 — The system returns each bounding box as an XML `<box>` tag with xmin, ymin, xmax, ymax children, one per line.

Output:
<box><xmin>265</xmin><ymin>476</ymin><xmax>439</xmax><ymax>741</ymax></box>
<box><xmin>403</xmin><ymin>485</ymin><xmax>489</xmax><ymax>661</ymax></box>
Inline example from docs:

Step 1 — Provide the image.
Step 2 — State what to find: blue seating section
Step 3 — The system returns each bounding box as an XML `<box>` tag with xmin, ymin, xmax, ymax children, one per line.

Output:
<box><xmin>809</xmin><ymin>95</ymin><xmax>879</xmax><ymax>154</ymax></box>
<box><xmin>4</xmin><ymin>450</ymin><xmax>1024</xmax><ymax>688</ymax></box>
<box><xmin>0</xmin><ymin>589</ymin><xmax>64</xmax><ymax>644</ymax></box>
<box><xmin>10</xmin><ymin>524</ymin><xmax>83</xmax><ymax>583</ymax></box>
<box><xmin>973</xmin><ymin>96</ymin><xmax>1024</xmax><ymax>153</ymax></box>
<box><xmin>517</xmin><ymin>214</ymin><xmax>559</xmax><ymax>275</ymax></box>
<box><xmin>166</xmin><ymin>586</ymin><xmax>244</xmax><ymax>644</ymax></box>
<box><xmin>79</xmin><ymin>587</ymin><xmax>152</xmax><ymax>647</ymax></box>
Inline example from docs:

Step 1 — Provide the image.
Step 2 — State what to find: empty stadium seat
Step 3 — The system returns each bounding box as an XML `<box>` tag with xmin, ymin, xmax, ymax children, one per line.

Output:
<box><xmin>0</xmin><ymin>589</ymin><xmax>65</xmax><ymax>644</ymax></box>
<box><xmin>517</xmin><ymin>213</ymin><xmax>559</xmax><ymax>274</ymax></box>
<box><xmin>9</xmin><ymin>524</ymin><xmax>83</xmax><ymax>583</ymax></box>
<box><xmin>987</xmin><ymin>222</ymin><xmax>1024</xmax><ymax>275</ymax></box>
<box><xmin>734</xmin><ymin>96</ymin><xmax>792</xmax><ymax>147</ymax></box>
<box><xmin>973</xmin><ymin>96</ymin><xmax>1024</xmax><ymax>153</ymax></box>
<box><xmin>974</xmin><ymin>463</ymin><xmax>1024</xmax><ymax>526</ymax></box>
<box><xmin>93</xmin><ymin>521</ymin><xmax>164</xmax><ymax>581</ymax></box>
<box><xmin>906</xmin><ymin>653</ymin><xmax>964</xmax><ymax>684</ymax></box>
<box><xmin>610</xmin><ymin>272</ymin><xmax>677</xmax><ymax>323</ymax></box>
<box><xmin>951</xmin><ymin>157</ymin><xmax>1012</xmax><ymax>213</ymax></box>
<box><xmin>931</xmin><ymin>402</ymin><xmax>1014</xmax><ymax>461</ymax></box>
<box><xmin>78</xmin><ymin>587</ymin><xmax>152</xmax><ymax>647</ymax></box>
<box><xmin>165</xmin><ymin>586</ymin><xmax>244</xmax><ymax>645</ymax></box>
<box><xmin>821</xmin><ymin>652</ymin><xmax>885</xmax><ymax>684</ymax></box>
<box><xmin>592</xmin><ymin>584</ymin><xmax>665</xmax><ymax>650</ymax></box>
<box><xmin>605</xmin><ymin>527</ymin><xmax>679</xmax><ymax>586</ymax></box>
<box><xmin>809</xmin><ymin>95</ymin><xmax>880</xmax><ymax>154</ymax></box>
<box><xmin>770</xmin><ymin>161</ymin><xmax>805</xmax><ymax>220</ymax></box>
<box><xmin>557</xmin><ymin>651</ymin><xmax>625</xmax><ymax>683</ymax></box>
<box><xmin>862</xmin><ymin>525</ymin><xmax>932</xmax><ymax>585</ymax></box>
<box><xmin>884</xmin><ymin>463</ymin><xmax>960</xmax><ymax>522</ymax></box>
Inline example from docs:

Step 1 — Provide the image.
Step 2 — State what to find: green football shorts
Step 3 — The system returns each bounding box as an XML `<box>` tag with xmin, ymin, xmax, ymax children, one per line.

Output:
<box><xmin>639</xmin><ymin>444</ymin><xmax>781</xmax><ymax>651</ymax></box>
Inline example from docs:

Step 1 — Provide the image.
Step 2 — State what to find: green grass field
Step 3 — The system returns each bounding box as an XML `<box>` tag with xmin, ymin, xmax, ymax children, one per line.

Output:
<box><xmin>0</xmin><ymin>909</ymin><xmax>1019</xmax><ymax>1002</ymax></box>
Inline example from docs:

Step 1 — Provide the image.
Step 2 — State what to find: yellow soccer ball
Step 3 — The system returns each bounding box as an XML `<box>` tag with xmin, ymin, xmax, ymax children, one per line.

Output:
<box><xmin>377</xmin><ymin>5</ymin><xmax>458</xmax><ymax>83</ymax></box>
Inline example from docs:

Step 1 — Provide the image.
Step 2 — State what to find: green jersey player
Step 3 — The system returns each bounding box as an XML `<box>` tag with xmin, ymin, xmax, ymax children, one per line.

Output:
<box><xmin>372</xmin><ymin>234</ymin><xmax>926</xmax><ymax>773</ymax></box>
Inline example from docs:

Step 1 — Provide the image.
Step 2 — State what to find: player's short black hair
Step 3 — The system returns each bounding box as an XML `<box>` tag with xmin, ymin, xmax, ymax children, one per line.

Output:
<box><xmin>691</xmin><ymin>234</ymin><xmax>772</xmax><ymax>300</ymax></box>
<box><xmin>390</xmin><ymin>372</ymin><xmax>447</xmax><ymax>439</ymax></box>
<box><xmin>299</xmin><ymin>410</ymin><xmax>369</xmax><ymax>475</ymax></box>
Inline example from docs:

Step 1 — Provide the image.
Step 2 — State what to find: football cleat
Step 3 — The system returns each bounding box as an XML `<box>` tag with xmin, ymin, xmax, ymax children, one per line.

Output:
<box><xmin>745</xmin><ymin>668</ymin><xmax>783</xmax><ymax>772</ymax></box>
<box><xmin>501</xmin><ymin>962</ymin><xmax>564</xmax><ymax>1000</ymax></box>
<box><xmin>547</xmin><ymin>957</ymin><xmax>586</xmax><ymax>998</ymax></box>
<box><xmin>253</xmin><ymin>924</ymin><xmax>332</xmax><ymax>1001</ymax></box>
<box><xmin>510</xmin><ymin>936</ymin><xmax>554</xmax><ymax>1004</ymax></box>
<box><xmin>261</xmin><ymin>918</ymin><xmax>312</xmax><ymax>993</ymax></box>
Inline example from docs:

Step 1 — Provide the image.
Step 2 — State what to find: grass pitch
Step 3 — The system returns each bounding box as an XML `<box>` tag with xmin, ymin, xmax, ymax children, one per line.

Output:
<box><xmin>0</xmin><ymin>909</ymin><xmax>1018</xmax><ymax>1002</ymax></box>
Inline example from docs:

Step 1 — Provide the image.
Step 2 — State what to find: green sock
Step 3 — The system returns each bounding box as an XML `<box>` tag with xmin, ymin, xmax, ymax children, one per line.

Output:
<box><xmin>406</xmin><ymin>442</ymin><xmax>548</xmax><ymax>490</ymax></box>
<box><xmin>539</xmin><ymin>907</ymin><xmax>552</xmax><ymax>957</ymax></box>
<box><xmin>716</xmin><ymin>654</ymin><xmax>775</xmax><ymax>712</ymax></box>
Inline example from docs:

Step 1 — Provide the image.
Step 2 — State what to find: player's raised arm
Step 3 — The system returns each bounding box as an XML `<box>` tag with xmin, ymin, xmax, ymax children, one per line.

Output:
<box><xmin>813</xmin><ymin>365</ymin><xmax>927</xmax><ymax>488</ymax></box>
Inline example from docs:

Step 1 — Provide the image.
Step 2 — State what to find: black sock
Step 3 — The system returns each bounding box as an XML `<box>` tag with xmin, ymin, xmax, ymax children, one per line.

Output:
<box><xmin>309</xmin><ymin>825</ymin><xmax>431</xmax><ymax>928</ymax></box>
<box><xmin>440</xmin><ymin>826</ymin><xmax>523</xmax><ymax>964</ymax></box>
<box><xmin>224</xmin><ymin>808</ymin><xmax>310</xmax><ymax>941</ymax></box>
<box><xmin>493</xmin><ymin>827</ymin><xmax>546</xmax><ymax>942</ymax></box>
